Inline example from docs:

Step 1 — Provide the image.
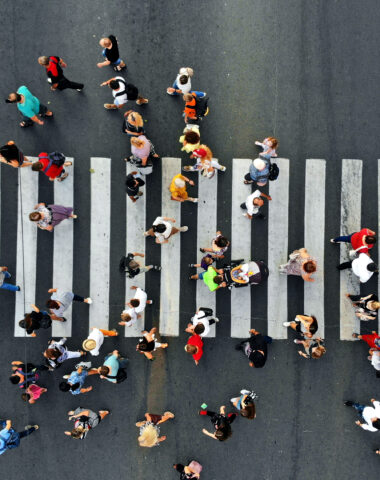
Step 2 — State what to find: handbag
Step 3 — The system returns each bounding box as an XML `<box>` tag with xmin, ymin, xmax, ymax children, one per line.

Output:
<box><xmin>348</xmin><ymin>245</ymin><xmax>366</xmax><ymax>260</ymax></box>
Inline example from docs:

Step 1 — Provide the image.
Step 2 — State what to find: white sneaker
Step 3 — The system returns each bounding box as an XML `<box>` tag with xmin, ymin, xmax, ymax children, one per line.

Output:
<box><xmin>179</xmin><ymin>226</ymin><xmax>188</xmax><ymax>232</ymax></box>
<box><xmin>240</xmin><ymin>389</ymin><xmax>250</xmax><ymax>395</ymax></box>
<box><xmin>191</xmin><ymin>198</ymin><xmax>198</xmax><ymax>203</ymax></box>
<box><xmin>283</xmin><ymin>321</ymin><xmax>291</xmax><ymax>327</ymax></box>
<box><xmin>85</xmin><ymin>298</ymin><xmax>92</xmax><ymax>304</ymax></box>
<box><xmin>213</xmin><ymin>317</ymin><xmax>220</xmax><ymax>323</ymax></box>
<box><xmin>219</xmin><ymin>166</ymin><xmax>226</xmax><ymax>172</ymax></box>
<box><xmin>330</xmin><ymin>238</ymin><xmax>337</xmax><ymax>243</ymax></box>
<box><xmin>62</xmin><ymin>374</ymin><xmax>70</xmax><ymax>379</ymax></box>
<box><xmin>293</xmin><ymin>339</ymin><xmax>301</xmax><ymax>344</ymax></box>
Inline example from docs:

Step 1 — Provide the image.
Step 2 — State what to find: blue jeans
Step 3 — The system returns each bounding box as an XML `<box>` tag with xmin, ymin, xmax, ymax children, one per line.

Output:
<box><xmin>171</xmin><ymin>81</ymin><xmax>206</xmax><ymax>97</ymax></box>
<box><xmin>0</xmin><ymin>271</ymin><xmax>19</xmax><ymax>292</ymax></box>
<box><xmin>353</xmin><ymin>403</ymin><xmax>365</xmax><ymax>417</ymax></box>
<box><xmin>198</xmin><ymin>271</ymin><xmax>205</xmax><ymax>280</ymax></box>
<box><xmin>333</xmin><ymin>233</ymin><xmax>353</xmax><ymax>243</ymax></box>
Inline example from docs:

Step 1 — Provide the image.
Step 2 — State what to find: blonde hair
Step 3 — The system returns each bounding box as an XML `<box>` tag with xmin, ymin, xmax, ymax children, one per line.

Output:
<box><xmin>38</xmin><ymin>56</ymin><xmax>49</xmax><ymax>66</ymax></box>
<box><xmin>131</xmin><ymin>137</ymin><xmax>144</xmax><ymax>148</ymax></box>
<box><xmin>138</xmin><ymin>424</ymin><xmax>159</xmax><ymax>447</ymax></box>
<box><xmin>371</xmin><ymin>301</ymin><xmax>380</xmax><ymax>310</ymax></box>
<box><xmin>128</xmin><ymin>111</ymin><xmax>143</xmax><ymax>128</ymax></box>
<box><xmin>311</xmin><ymin>346</ymin><xmax>326</xmax><ymax>359</ymax></box>
<box><xmin>99</xmin><ymin>37</ymin><xmax>111</xmax><ymax>48</ymax></box>
<box><xmin>198</xmin><ymin>144</ymin><xmax>213</xmax><ymax>161</ymax></box>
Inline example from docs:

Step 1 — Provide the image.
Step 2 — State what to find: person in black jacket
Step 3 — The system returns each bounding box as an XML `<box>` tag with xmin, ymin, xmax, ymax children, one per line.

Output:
<box><xmin>97</xmin><ymin>35</ymin><xmax>126</xmax><ymax>71</ymax></box>
<box><xmin>18</xmin><ymin>304</ymin><xmax>52</xmax><ymax>337</ymax></box>
<box><xmin>235</xmin><ymin>328</ymin><xmax>272</xmax><ymax>368</ymax></box>
<box><xmin>0</xmin><ymin>141</ymin><xmax>32</xmax><ymax>168</ymax></box>
<box><xmin>199</xmin><ymin>405</ymin><xmax>237</xmax><ymax>442</ymax></box>
<box><xmin>38</xmin><ymin>56</ymin><xmax>84</xmax><ymax>91</ymax></box>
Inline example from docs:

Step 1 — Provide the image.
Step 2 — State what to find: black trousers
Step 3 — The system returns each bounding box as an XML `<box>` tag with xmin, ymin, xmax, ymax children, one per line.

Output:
<box><xmin>337</xmin><ymin>261</ymin><xmax>352</xmax><ymax>270</ymax></box>
<box><xmin>57</xmin><ymin>77</ymin><xmax>84</xmax><ymax>90</ymax></box>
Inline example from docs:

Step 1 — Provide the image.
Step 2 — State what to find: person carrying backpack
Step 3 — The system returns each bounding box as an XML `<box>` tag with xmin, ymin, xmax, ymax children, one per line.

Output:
<box><xmin>173</xmin><ymin>461</ymin><xmax>202</xmax><ymax>479</ymax></box>
<box><xmin>97</xmin><ymin>350</ymin><xmax>128</xmax><ymax>383</ymax></box>
<box><xmin>100</xmin><ymin>76</ymin><xmax>148</xmax><ymax>109</ymax></box>
<box><xmin>32</xmin><ymin>151</ymin><xmax>72</xmax><ymax>182</ymax></box>
<box><xmin>18</xmin><ymin>304</ymin><xmax>52</xmax><ymax>337</ymax></box>
<box><xmin>65</xmin><ymin>408</ymin><xmax>109</xmax><ymax>439</ymax></box>
<box><xmin>0</xmin><ymin>420</ymin><xmax>39</xmax><ymax>455</ymax></box>
<box><xmin>183</xmin><ymin>93</ymin><xmax>209</xmax><ymax>123</ymax></box>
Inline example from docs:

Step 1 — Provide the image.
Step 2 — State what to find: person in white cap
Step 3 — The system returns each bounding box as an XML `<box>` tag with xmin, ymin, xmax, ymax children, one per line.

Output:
<box><xmin>82</xmin><ymin>327</ymin><xmax>119</xmax><ymax>356</ymax></box>
<box><xmin>244</xmin><ymin>157</ymin><xmax>270</xmax><ymax>186</ymax></box>
<box><xmin>169</xmin><ymin>173</ymin><xmax>198</xmax><ymax>202</ymax></box>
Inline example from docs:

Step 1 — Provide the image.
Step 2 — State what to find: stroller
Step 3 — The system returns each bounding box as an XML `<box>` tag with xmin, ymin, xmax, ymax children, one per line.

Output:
<box><xmin>222</xmin><ymin>259</ymin><xmax>269</xmax><ymax>289</ymax></box>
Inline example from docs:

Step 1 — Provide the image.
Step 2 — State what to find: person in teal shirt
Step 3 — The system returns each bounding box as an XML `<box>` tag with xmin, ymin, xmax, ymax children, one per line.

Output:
<box><xmin>0</xmin><ymin>419</ymin><xmax>39</xmax><ymax>455</ymax></box>
<box><xmin>97</xmin><ymin>349</ymin><xmax>127</xmax><ymax>383</ymax></box>
<box><xmin>6</xmin><ymin>86</ymin><xmax>53</xmax><ymax>127</ymax></box>
<box><xmin>190</xmin><ymin>265</ymin><xmax>227</xmax><ymax>291</ymax></box>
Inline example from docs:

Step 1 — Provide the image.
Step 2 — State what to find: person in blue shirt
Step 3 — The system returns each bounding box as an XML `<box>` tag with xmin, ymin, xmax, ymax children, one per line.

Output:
<box><xmin>0</xmin><ymin>420</ymin><xmax>39</xmax><ymax>455</ymax></box>
<box><xmin>98</xmin><ymin>349</ymin><xmax>127</xmax><ymax>383</ymax></box>
<box><xmin>59</xmin><ymin>363</ymin><xmax>98</xmax><ymax>395</ymax></box>
<box><xmin>244</xmin><ymin>157</ymin><xmax>270</xmax><ymax>186</ymax></box>
<box><xmin>6</xmin><ymin>86</ymin><xmax>53</xmax><ymax>128</ymax></box>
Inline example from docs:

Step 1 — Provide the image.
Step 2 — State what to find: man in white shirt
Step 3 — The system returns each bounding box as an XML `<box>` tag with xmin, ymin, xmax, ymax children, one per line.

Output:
<box><xmin>82</xmin><ymin>327</ymin><xmax>119</xmax><ymax>356</ymax></box>
<box><xmin>240</xmin><ymin>189</ymin><xmax>271</xmax><ymax>220</ymax></box>
<box><xmin>144</xmin><ymin>216</ymin><xmax>188</xmax><ymax>244</ymax></box>
<box><xmin>128</xmin><ymin>286</ymin><xmax>152</xmax><ymax>314</ymax></box>
<box><xmin>100</xmin><ymin>76</ymin><xmax>148</xmax><ymax>109</ymax></box>
<box><xmin>344</xmin><ymin>399</ymin><xmax>380</xmax><ymax>431</ymax></box>
<box><xmin>185</xmin><ymin>307</ymin><xmax>219</xmax><ymax>337</ymax></box>
<box><xmin>337</xmin><ymin>253</ymin><xmax>378</xmax><ymax>283</ymax></box>
<box><xmin>369</xmin><ymin>349</ymin><xmax>380</xmax><ymax>375</ymax></box>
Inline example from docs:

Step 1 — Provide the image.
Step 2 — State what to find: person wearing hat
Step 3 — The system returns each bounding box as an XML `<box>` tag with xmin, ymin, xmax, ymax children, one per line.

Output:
<box><xmin>183</xmin><ymin>145</ymin><xmax>226</xmax><ymax>177</ymax></box>
<box><xmin>126</xmin><ymin>171</ymin><xmax>145</xmax><ymax>203</ymax></box>
<box><xmin>235</xmin><ymin>328</ymin><xmax>272</xmax><ymax>368</ymax></box>
<box><xmin>244</xmin><ymin>157</ymin><xmax>270</xmax><ymax>186</ymax></box>
<box><xmin>169</xmin><ymin>173</ymin><xmax>198</xmax><ymax>203</ymax></box>
<box><xmin>82</xmin><ymin>327</ymin><xmax>119</xmax><ymax>357</ymax></box>
<box><xmin>337</xmin><ymin>253</ymin><xmax>379</xmax><ymax>283</ymax></box>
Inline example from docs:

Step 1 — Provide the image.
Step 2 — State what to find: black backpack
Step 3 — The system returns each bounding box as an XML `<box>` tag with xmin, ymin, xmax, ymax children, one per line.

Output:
<box><xmin>41</xmin><ymin>152</ymin><xmax>66</xmax><ymax>173</ymax></box>
<box><xmin>107</xmin><ymin>367</ymin><xmax>127</xmax><ymax>383</ymax></box>
<box><xmin>114</xmin><ymin>79</ymin><xmax>138</xmax><ymax>100</ymax></box>
<box><xmin>268</xmin><ymin>162</ymin><xmax>279</xmax><ymax>181</ymax></box>
<box><xmin>195</xmin><ymin>95</ymin><xmax>209</xmax><ymax>118</ymax></box>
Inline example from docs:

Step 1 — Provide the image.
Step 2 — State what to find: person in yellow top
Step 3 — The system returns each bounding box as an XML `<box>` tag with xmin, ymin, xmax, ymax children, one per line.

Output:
<box><xmin>169</xmin><ymin>174</ymin><xmax>198</xmax><ymax>203</ymax></box>
<box><xmin>179</xmin><ymin>125</ymin><xmax>200</xmax><ymax>154</ymax></box>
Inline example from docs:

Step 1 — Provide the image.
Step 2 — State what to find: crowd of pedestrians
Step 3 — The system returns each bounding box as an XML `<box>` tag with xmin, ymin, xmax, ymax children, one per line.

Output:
<box><xmin>0</xmin><ymin>31</ymin><xmax>379</xmax><ymax>473</ymax></box>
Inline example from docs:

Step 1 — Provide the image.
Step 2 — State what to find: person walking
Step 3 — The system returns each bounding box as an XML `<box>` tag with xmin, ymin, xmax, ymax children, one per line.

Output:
<box><xmin>97</xmin><ymin>349</ymin><xmax>128</xmax><ymax>383</ymax></box>
<box><xmin>170</xmin><ymin>173</ymin><xmax>198</xmax><ymax>203</ymax></box>
<box><xmin>119</xmin><ymin>252</ymin><xmax>161</xmax><ymax>278</ymax></box>
<box><xmin>179</xmin><ymin>126</ymin><xmax>200</xmax><ymax>153</ymax></box>
<box><xmin>136</xmin><ymin>327</ymin><xmax>168</xmax><ymax>361</ymax></box>
<box><xmin>200</xmin><ymin>231</ymin><xmax>230</xmax><ymax>259</ymax></box>
<box><xmin>230</xmin><ymin>389</ymin><xmax>257</xmax><ymax>419</ymax></box>
<box><xmin>46</xmin><ymin>288</ymin><xmax>91</xmax><ymax>322</ymax></box>
<box><xmin>345</xmin><ymin>293</ymin><xmax>379</xmax><ymax>321</ymax></box>
<box><xmin>244</xmin><ymin>157</ymin><xmax>270</xmax><ymax>186</ymax></box>
<box><xmin>279</xmin><ymin>248</ymin><xmax>317</xmax><ymax>282</ymax></box>
<box><xmin>144</xmin><ymin>216</ymin><xmax>188</xmax><ymax>244</ymax></box>
<box><xmin>29</xmin><ymin>202</ymin><xmax>76</xmax><ymax>231</ymax></box>
<box><xmin>331</xmin><ymin>228</ymin><xmax>376</xmax><ymax>255</ymax></box>
<box><xmin>122</xmin><ymin>110</ymin><xmax>145</xmax><ymax>137</ymax></box>
<box><xmin>43</xmin><ymin>338</ymin><xmax>86</xmax><ymax>370</ymax></box>
<box><xmin>38</xmin><ymin>56</ymin><xmax>84</xmax><ymax>91</ymax></box>
<box><xmin>235</xmin><ymin>329</ymin><xmax>272</xmax><ymax>368</ymax></box>
<box><xmin>126</xmin><ymin>171</ymin><xmax>145</xmax><ymax>202</ymax></box>
<box><xmin>119</xmin><ymin>303</ymin><xmax>139</xmax><ymax>327</ymax></box>
<box><xmin>128</xmin><ymin>286</ymin><xmax>152</xmax><ymax>315</ymax></box>
<box><xmin>240</xmin><ymin>189</ymin><xmax>271</xmax><ymax>220</ymax></box>
<box><xmin>293</xmin><ymin>337</ymin><xmax>326</xmax><ymax>359</ymax></box>
<box><xmin>189</xmin><ymin>254</ymin><xmax>215</xmax><ymax>272</ymax></box>
<box><xmin>65</xmin><ymin>408</ymin><xmax>110</xmax><ymax>439</ymax></box>
<box><xmin>21</xmin><ymin>384</ymin><xmax>47</xmax><ymax>404</ymax></box>
<box><xmin>59</xmin><ymin>363</ymin><xmax>98</xmax><ymax>395</ymax></box>
<box><xmin>18</xmin><ymin>304</ymin><xmax>52</xmax><ymax>337</ymax></box>
<box><xmin>0</xmin><ymin>266</ymin><xmax>20</xmax><ymax>293</ymax></box>
<box><xmin>173</xmin><ymin>461</ymin><xmax>202</xmax><ymax>479</ymax></box>
<box><xmin>368</xmin><ymin>349</ymin><xmax>380</xmax><ymax>375</ymax></box>
<box><xmin>6</xmin><ymin>87</ymin><xmax>53</xmax><ymax>127</ymax></box>
<box><xmin>183</xmin><ymin>92</ymin><xmax>209</xmax><ymax>123</ymax></box>
<box><xmin>82</xmin><ymin>327</ymin><xmax>119</xmax><ymax>356</ymax></box>
<box><xmin>183</xmin><ymin>146</ymin><xmax>226</xmax><ymax>177</ymax></box>
<box><xmin>32</xmin><ymin>151</ymin><xmax>72</xmax><ymax>182</ymax></box>
<box><xmin>352</xmin><ymin>331</ymin><xmax>380</xmax><ymax>350</ymax></box>
<box><xmin>199</xmin><ymin>405</ymin><xmax>237</xmax><ymax>442</ymax></box>
<box><xmin>337</xmin><ymin>253</ymin><xmax>378</xmax><ymax>283</ymax></box>
<box><xmin>136</xmin><ymin>412</ymin><xmax>175</xmax><ymax>448</ymax></box>
<box><xmin>167</xmin><ymin>67</ymin><xmax>194</xmax><ymax>95</ymax></box>
<box><xmin>9</xmin><ymin>361</ymin><xmax>46</xmax><ymax>389</ymax></box>
<box><xmin>0</xmin><ymin>420</ymin><xmax>39</xmax><ymax>455</ymax></box>
<box><xmin>97</xmin><ymin>35</ymin><xmax>126</xmax><ymax>71</ymax></box>
<box><xmin>282</xmin><ymin>314</ymin><xmax>319</xmax><ymax>338</ymax></box>
<box><xmin>185</xmin><ymin>307</ymin><xmax>219</xmax><ymax>337</ymax></box>
<box><xmin>0</xmin><ymin>141</ymin><xmax>32</xmax><ymax>168</ymax></box>
<box><xmin>127</xmin><ymin>135</ymin><xmax>159</xmax><ymax>175</ymax></box>
<box><xmin>344</xmin><ymin>399</ymin><xmax>380</xmax><ymax>432</ymax></box>
<box><xmin>254</xmin><ymin>137</ymin><xmax>278</xmax><ymax>159</ymax></box>
<box><xmin>190</xmin><ymin>265</ymin><xmax>227</xmax><ymax>292</ymax></box>
<box><xmin>100</xmin><ymin>76</ymin><xmax>148</xmax><ymax>109</ymax></box>
<box><xmin>185</xmin><ymin>333</ymin><xmax>204</xmax><ymax>366</ymax></box>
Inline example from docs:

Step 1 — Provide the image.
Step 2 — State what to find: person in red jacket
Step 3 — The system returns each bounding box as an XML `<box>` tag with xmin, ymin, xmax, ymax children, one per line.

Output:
<box><xmin>331</xmin><ymin>228</ymin><xmax>376</xmax><ymax>256</ymax></box>
<box><xmin>38</xmin><ymin>56</ymin><xmax>84</xmax><ymax>92</ymax></box>
<box><xmin>32</xmin><ymin>153</ymin><xmax>72</xmax><ymax>182</ymax></box>
<box><xmin>185</xmin><ymin>334</ymin><xmax>203</xmax><ymax>365</ymax></box>
<box><xmin>352</xmin><ymin>331</ymin><xmax>380</xmax><ymax>350</ymax></box>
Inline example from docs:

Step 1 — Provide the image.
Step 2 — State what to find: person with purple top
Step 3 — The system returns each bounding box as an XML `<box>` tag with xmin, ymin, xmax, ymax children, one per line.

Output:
<box><xmin>29</xmin><ymin>203</ymin><xmax>77</xmax><ymax>232</ymax></box>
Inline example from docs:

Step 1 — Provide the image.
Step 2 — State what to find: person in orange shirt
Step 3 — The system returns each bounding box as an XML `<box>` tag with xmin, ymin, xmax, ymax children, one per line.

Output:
<box><xmin>169</xmin><ymin>173</ymin><xmax>198</xmax><ymax>203</ymax></box>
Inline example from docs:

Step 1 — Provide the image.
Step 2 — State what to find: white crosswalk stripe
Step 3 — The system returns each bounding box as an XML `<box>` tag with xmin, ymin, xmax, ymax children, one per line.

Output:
<box><xmin>9</xmin><ymin>156</ymin><xmax>375</xmax><ymax>340</ymax></box>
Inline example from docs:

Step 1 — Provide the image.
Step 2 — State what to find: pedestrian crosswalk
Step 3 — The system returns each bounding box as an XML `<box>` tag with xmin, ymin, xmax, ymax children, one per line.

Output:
<box><xmin>6</xmin><ymin>156</ymin><xmax>379</xmax><ymax>340</ymax></box>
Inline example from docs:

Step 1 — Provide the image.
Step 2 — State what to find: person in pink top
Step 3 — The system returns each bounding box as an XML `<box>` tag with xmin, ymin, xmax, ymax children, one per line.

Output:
<box><xmin>21</xmin><ymin>384</ymin><xmax>47</xmax><ymax>404</ymax></box>
<box><xmin>331</xmin><ymin>228</ymin><xmax>376</xmax><ymax>255</ymax></box>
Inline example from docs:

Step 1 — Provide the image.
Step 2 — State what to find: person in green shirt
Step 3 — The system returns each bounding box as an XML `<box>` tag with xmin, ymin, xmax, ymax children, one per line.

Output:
<box><xmin>6</xmin><ymin>86</ymin><xmax>53</xmax><ymax>128</ymax></box>
<box><xmin>190</xmin><ymin>265</ymin><xmax>227</xmax><ymax>291</ymax></box>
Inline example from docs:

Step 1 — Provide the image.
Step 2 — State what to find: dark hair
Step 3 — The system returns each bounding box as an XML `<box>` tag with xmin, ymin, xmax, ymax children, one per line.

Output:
<box><xmin>32</xmin><ymin>161</ymin><xmax>43</xmax><ymax>171</ymax></box>
<box><xmin>240</xmin><ymin>403</ymin><xmax>256</xmax><ymax>419</ymax></box>
<box><xmin>367</xmin><ymin>263</ymin><xmax>378</xmax><ymax>273</ymax></box>
<box><xmin>179</xmin><ymin>75</ymin><xmax>188</xmax><ymax>85</ymax></box>
<box><xmin>9</xmin><ymin>375</ymin><xmax>20</xmax><ymax>385</ymax></box>
<box><xmin>372</xmin><ymin>419</ymin><xmax>380</xmax><ymax>429</ymax></box>
<box><xmin>29</xmin><ymin>212</ymin><xmax>42</xmax><ymax>222</ymax></box>
<box><xmin>59</xmin><ymin>382</ymin><xmax>70</xmax><ymax>392</ymax></box>
<box><xmin>152</xmin><ymin>224</ymin><xmax>166</xmax><ymax>233</ymax></box>
<box><xmin>366</xmin><ymin>236</ymin><xmax>377</xmax><ymax>245</ymax></box>
<box><xmin>44</xmin><ymin>348</ymin><xmax>61</xmax><ymax>360</ymax></box>
<box><xmin>303</xmin><ymin>261</ymin><xmax>316</xmax><ymax>273</ymax></box>
<box><xmin>376</xmin><ymin>370</ymin><xmax>380</xmax><ymax>378</ymax></box>
<box><xmin>6</xmin><ymin>93</ymin><xmax>21</xmax><ymax>103</ymax></box>
<box><xmin>109</xmin><ymin>80</ymin><xmax>120</xmax><ymax>90</ymax></box>
<box><xmin>184</xmin><ymin>131</ymin><xmax>200</xmax><ymax>144</ymax></box>
<box><xmin>19</xmin><ymin>316</ymin><xmax>32</xmax><ymax>330</ymax></box>
<box><xmin>21</xmin><ymin>393</ymin><xmax>30</xmax><ymax>402</ymax></box>
<box><xmin>46</xmin><ymin>300</ymin><xmax>59</xmax><ymax>309</ymax></box>
<box><xmin>130</xmin><ymin>299</ymin><xmax>140</xmax><ymax>308</ymax></box>
<box><xmin>137</xmin><ymin>338</ymin><xmax>149</xmax><ymax>351</ymax></box>
<box><xmin>194</xmin><ymin>323</ymin><xmax>205</xmax><ymax>335</ymax></box>
<box><xmin>215</xmin><ymin>236</ymin><xmax>228</xmax><ymax>248</ymax></box>
<box><xmin>215</xmin><ymin>426</ymin><xmax>231</xmax><ymax>441</ymax></box>
<box><xmin>214</xmin><ymin>275</ymin><xmax>223</xmax><ymax>285</ymax></box>
<box><xmin>98</xmin><ymin>366</ymin><xmax>109</xmax><ymax>376</ymax></box>
<box><xmin>309</xmin><ymin>316</ymin><xmax>318</xmax><ymax>334</ymax></box>
<box><xmin>69</xmin><ymin>382</ymin><xmax>80</xmax><ymax>391</ymax></box>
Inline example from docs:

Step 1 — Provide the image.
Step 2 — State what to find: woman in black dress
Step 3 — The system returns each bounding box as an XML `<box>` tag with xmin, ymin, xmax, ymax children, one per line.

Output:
<box><xmin>346</xmin><ymin>293</ymin><xmax>380</xmax><ymax>321</ymax></box>
<box><xmin>0</xmin><ymin>141</ymin><xmax>32</xmax><ymax>168</ymax></box>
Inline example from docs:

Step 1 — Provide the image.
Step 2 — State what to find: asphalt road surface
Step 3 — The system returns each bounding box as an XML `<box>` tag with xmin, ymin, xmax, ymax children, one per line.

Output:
<box><xmin>1</xmin><ymin>1</ymin><xmax>380</xmax><ymax>479</ymax></box>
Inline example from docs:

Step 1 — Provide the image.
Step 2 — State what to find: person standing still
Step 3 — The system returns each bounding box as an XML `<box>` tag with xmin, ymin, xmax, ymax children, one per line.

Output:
<box><xmin>6</xmin><ymin>87</ymin><xmax>53</xmax><ymax>128</ymax></box>
<box><xmin>38</xmin><ymin>56</ymin><xmax>84</xmax><ymax>91</ymax></box>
